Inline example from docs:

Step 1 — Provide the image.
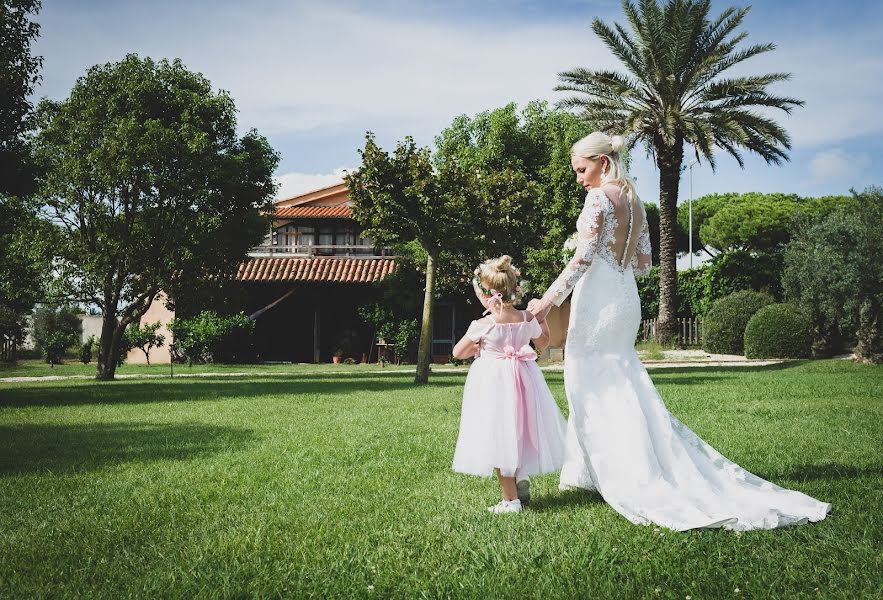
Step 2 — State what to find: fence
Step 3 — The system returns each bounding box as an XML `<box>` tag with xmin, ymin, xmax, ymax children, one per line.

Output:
<box><xmin>640</xmin><ymin>317</ymin><xmax>702</xmax><ymax>346</ymax></box>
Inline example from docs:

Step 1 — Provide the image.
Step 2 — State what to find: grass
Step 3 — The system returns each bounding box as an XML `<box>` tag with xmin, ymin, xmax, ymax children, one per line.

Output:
<box><xmin>0</xmin><ymin>358</ymin><xmax>415</xmax><ymax>378</ymax></box>
<box><xmin>1</xmin><ymin>360</ymin><xmax>881</xmax><ymax>598</ymax></box>
<box><xmin>635</xmin><ymin>340</ymin><xmax>667</xmax><ymax>360</ymax></box>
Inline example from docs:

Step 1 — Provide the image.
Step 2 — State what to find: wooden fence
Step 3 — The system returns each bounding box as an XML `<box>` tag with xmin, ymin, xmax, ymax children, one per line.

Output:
<box><xmin>640</xmin><ymin>317</ymin><xmax>702</xmax><ymax>346</ymax></box>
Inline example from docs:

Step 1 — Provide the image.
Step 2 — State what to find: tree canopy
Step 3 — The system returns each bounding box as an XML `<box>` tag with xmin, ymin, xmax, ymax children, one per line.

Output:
<box><xmin>783</xmin><ymin>187</ymin><xmax>883</xmax><ymax>363</ymax></box>
<box><xmin>35</xmin><ymin>54</ymin><xmax>279</xmax><ymax>379</ymax></box>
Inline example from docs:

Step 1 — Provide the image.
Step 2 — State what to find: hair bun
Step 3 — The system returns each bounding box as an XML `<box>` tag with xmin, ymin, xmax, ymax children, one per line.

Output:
<box><xmin>610</xmin><ymin>135</ymin><xmax>625</xmax><ymax>153</ymax></box>
<box><xmin>495</xmin><ymin>255</ymin><xmax>512</xmax><ymax>272</ymax></box>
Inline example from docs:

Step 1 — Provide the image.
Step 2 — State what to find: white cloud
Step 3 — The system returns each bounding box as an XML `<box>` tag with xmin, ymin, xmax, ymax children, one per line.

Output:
<box><xmin>33</xmin><ymin>1</ymin><xmax>616</xmax><ymax>137</ymax></box>
<box><xmin>809</xmin><ymin>148</ymin><xmax>872</xmax><ymax>182</ymax></box>
<box><xmin>274</xmin><ymin>167</ymin><xmax>352</xmax><ymax>200</ymax></box>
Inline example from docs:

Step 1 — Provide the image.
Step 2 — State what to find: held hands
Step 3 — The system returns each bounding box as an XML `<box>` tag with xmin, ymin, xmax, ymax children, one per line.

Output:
<box><xmin>527</xmin><ymin>297</ymin><xmax>552</xmax><ymax>323</ymax></box>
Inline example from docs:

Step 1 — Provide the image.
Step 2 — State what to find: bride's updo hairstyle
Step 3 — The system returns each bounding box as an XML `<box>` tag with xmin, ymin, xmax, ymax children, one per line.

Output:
<box><xmin>571</xmin><ymin>131</ymin><xmax>640</xmax><ymax>204</ymax></box>
<box><xmin>477</xmin><ymin>255</ymin><xmax>519</xmax><ymax>303</ymax></box>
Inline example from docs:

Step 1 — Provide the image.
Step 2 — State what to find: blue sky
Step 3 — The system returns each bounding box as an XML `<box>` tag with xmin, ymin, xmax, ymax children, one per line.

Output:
<box><xmin>31</xmin><ymin>0</ymin><xmax>883</xmax><ymax>208</ymax></box>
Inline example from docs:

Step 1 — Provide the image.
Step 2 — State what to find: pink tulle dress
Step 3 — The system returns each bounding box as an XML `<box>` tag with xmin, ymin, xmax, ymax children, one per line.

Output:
<box><xmin>452</xmin><ymin>311</ymin><xmax>566</xmax><ymax>478</ymax></box>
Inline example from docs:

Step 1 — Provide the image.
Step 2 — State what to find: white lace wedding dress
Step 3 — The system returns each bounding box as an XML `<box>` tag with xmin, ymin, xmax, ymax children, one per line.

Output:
<box><xmin>542</xmin><ymin>186</ymin><xmax>831</xmax><ymax>531</ymax></box>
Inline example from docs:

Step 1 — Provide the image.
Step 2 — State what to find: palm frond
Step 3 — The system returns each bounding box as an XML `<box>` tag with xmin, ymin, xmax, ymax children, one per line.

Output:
<box><xmin>556</xmin><ymin>0</ymin><xmax>801</xmax><ymax>169</ymax></box>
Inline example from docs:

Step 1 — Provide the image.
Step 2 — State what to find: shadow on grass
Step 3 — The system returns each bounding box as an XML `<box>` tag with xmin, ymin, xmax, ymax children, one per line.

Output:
<box><xmin>0</xmin><ymin>371</ymin><xmax>465</xmax><ymax>408</ymax></box>
<box><xmin>529</xmin><ymin>488</ymin><xmax>605</xmax><ymax>513</ymax></box>
<box><xmin>646</xmin><ymin>360</ymin><xmax>810</xmax><ymax>385</ymax></box>
<box><xmin>756</xmin><ymin>463</ymin><xmax>883</xmax><ymax>483</ymax></box>
<box><xmin>0</xmin><ymin>422</ymin><xmax>257</xmax><ymax>475</ymax></box>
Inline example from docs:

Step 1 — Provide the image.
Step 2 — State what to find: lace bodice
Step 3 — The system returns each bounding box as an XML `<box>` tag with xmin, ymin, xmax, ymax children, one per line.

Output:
<box><xmin>543</xmin><ymin>187</ymin><xmax>652</xmax><ymax>307</ymax></box>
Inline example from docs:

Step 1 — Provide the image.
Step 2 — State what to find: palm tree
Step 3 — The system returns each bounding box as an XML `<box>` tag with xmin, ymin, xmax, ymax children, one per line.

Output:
<box><xmin>556</xmin><ymin>0</ymin><xmax>802</xmax><ymax>344</ymax></box>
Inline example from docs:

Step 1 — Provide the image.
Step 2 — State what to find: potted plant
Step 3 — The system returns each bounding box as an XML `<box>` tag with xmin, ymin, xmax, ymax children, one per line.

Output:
<box><xmin>332</xmin><ymin>348</ymin><xmax>343</xmax><ymax>364</ymax></box>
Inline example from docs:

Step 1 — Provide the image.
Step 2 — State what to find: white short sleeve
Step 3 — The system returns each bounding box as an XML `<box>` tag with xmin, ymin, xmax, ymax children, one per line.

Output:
<box><xmin>465</xmin><ymin>319</ymin><xmax>493</xmax><ymax>342</ymax></box>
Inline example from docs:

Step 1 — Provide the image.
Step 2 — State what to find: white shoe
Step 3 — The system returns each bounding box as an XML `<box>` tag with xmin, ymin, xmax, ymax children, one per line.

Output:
<box><xmin>488</xmin><ymin>498</ymin><xmax>522</xmax><ymax>514</ymax></box>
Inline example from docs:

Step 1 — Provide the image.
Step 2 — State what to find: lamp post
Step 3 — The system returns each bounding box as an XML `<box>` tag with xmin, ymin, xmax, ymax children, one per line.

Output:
<box><xmin>687</xmin><ymin>159</ymin><xmax>699</xmax><ymax>269</ymax></box>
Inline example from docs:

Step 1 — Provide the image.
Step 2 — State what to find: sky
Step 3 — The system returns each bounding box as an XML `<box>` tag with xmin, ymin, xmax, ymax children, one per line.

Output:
<box><xmin>30</xmin><ymin>0</ymin><xmax>883</xmax><ymax>213</ymax></box>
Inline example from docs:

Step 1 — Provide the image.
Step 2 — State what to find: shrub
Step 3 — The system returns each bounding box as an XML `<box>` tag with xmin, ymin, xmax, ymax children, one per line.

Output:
<box><xmin>394</xmin><ymin>319</ymin><xmax>419</xmax><ymax>364</ymax></box>
<box><xmin>169</xmin><ymin>311</ymin><xmax>254</xmax><ymax>365</ymax></box>
<box><xmin>704</xmin><ymin>250</ymin><xmax>783</xmax><ymax>307</ymax></box>
<box><xmin>32</xmin><ymin>305</ymin><xmax>82</xmax><ymax>366</ymax></box>
<box><xmin>702</xmin><ymin>290</ymin><xmax>774</xmax><ymax>355</ymax></box>
<box><xmin>744</xmin><ymin>304</ymin><xmax>813</xmax><ymax>359</ymax></box>
<box><xmin>80</xmin><ymin>336</ymin><xmax>96</xmax><ymax>364</ymax></box>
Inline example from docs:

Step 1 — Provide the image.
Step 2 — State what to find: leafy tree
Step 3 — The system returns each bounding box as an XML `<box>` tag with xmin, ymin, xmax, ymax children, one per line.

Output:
<box><xmin>0</xmin><ymin>1</ymin><xmax>53</xmax><ymax>322</ymax></box>
<box><xmin>32</xmin><ymin>304</ymin><xmax>81</xmax><ymax>366</ymax></box>
<box><xmin>0</xmin><ymin>0</ymin><xmax>41</xmax><ymax>197</ymax></box>
<box><xmin>783</xmin><ymin>188</ymin><xmax>883</xmax><ymax>363</ymax></box>
<box><xmin>34</xmin><ymin>54</ymin><xmax>278</xmax><ymax>380</ymax></box>
<box><xmin>701</xmin><ymin>196</ymin><xmax>797</xmax><ymax>252</ymax></box>
<box><xmin>0</xmin><ymin>195</ymin><xmax>54</xmax><ymax>312</ymax></box>
<box><xmin>124</xmin><ymin>321</ymin><xmax>165</xmax><ymax>365</ymax></box>
<box><xmin>0</xmin><ymin>304</ymin><xmax>28</xmax><ymax>361</ymax></box>
<box><xmin>676</xmin><ymin>193</ymin><xmax>731</xmax><ymax>257</ymax></box>
<box><xmin>679</xmin><ymin>192</ymin><xmax>854</xmax><ymax>257</ymax></box>
<box><xmin>557</xmin><ymin>0</ymin><xmax>802</xmax><ymax>343</ymax></box>
<box><xmin>347</xmin><ymin>134</ymin><xmax>475</xmax><ymax>384</ymax></box>
<box><xmin>434</xmin><ymin>102</ymin><xmax>595</xmax><ymax>296</ymax></box>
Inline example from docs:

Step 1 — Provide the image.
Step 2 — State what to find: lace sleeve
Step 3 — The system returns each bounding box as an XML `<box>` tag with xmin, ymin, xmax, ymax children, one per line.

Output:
<box><xmin>542</xmin><ymin>191</ymin><xmax>606</xmax><ymax>307</ymax></box>
<box><xmin>631</xmin><ymin>206</ymin><xmax>652</xmax><ymax>277</ymax></box>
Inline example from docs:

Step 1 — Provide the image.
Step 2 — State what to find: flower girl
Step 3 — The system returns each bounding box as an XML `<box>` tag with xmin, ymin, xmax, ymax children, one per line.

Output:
<box><xmin>451</xmin><ymin>255</ymin><xmax>566</xmax><ymax>513</ymax></box>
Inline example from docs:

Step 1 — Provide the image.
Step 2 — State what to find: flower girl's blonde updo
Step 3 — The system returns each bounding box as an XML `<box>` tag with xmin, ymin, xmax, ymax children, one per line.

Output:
<box><xmin>476</xmin><ymin>255</ymin><xmax>520</xmax><ymax>305</ymax></box>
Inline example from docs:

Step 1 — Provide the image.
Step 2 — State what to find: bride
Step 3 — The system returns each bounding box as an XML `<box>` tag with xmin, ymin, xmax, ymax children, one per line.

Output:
<box><xmin>527</xmin><ymin>132</ymin><xmax>830</xmax><ymax>531</ymax></box>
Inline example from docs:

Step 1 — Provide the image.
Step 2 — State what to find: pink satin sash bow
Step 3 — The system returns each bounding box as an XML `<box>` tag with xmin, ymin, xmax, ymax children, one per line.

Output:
<box><xmin>487</xmin><ymin>343</ymin><xmax>539</xmax><ymax>457</ymax></box>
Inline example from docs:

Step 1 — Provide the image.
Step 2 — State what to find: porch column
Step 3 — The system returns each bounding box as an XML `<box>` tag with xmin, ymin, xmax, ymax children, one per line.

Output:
<box><xmin>313</xmin><ymin>290</ymin><xmax>321</xmax><ymax>363</ymax></box>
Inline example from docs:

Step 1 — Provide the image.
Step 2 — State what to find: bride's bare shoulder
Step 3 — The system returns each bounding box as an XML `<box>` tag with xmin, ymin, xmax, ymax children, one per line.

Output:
<box><xmin>600</xmin><ymin>183</ymin><xmax>624</xmax><ymax>203</ymax></box>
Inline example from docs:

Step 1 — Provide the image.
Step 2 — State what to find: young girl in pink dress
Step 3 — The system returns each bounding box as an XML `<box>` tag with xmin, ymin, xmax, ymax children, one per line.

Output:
<box><xmin>451</xmin><ymin>255</ymin><xmax>566</xmax><ymax>513</ymax></box>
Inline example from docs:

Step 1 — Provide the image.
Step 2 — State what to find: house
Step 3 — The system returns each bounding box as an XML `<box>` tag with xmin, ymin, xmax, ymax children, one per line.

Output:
<box><xmin>126</xmin><ymin>181</ymin><xmax>570</xmax><ymax>364</ymax></box>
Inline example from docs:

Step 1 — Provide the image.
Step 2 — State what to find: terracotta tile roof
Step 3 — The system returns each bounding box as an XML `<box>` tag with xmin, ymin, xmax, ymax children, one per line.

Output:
<box><xmin>274</xmin><ymin>205</ymin><xmax>351</xmax><ymax>219</ymax></box>
<box><xmin>237</xmin><ymin>257</ymin><xmax>396</xmax><ymax>283</ymax></box>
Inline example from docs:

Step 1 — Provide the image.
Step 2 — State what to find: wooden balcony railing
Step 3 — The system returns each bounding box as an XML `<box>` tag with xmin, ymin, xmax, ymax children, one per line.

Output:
<box><xmin>248</xmin><ymin>244</ymin><xmax>394</xmax><ymax>258</ymax></box>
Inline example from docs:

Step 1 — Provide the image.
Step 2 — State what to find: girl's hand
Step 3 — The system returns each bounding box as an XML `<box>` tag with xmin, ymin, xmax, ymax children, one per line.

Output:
<box><xmin>528</xmin><ymin>298</ymin><xmax>552</xmax><ymax>323</ymax></box>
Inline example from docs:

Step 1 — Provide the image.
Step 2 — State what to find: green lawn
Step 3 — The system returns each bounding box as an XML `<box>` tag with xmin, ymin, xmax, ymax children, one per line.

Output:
<box><xmin>1</xmin><ymin>360</ymin><xmax>880</xmax><ymax>598</ymax></box>
<box><xmin>0</xmin><ymin>358</ymin><xmax>399</xmax><ymax>378</ymax></box>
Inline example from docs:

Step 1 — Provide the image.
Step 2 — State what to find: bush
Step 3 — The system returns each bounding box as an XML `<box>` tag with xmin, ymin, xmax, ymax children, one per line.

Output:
<box><xmin>704</xmin><ymin>250</ymin><xmax>784</xmax><ymax>308</ymax></box>
<box><xmin>393</xmin><ymin>319</ymin><xmax>419</xmax><ymax>364</ymax></box>
<box><xmin>637</xmin><ymin>251</ymin><xmax>783</xmax><ymax>322</ymax></box>
<box><xmin>80</xmin><ymin>335</ymin><xmax>96</xmax><ymax>364</ymax></box>
<box><xmin>169</xmin><ymin>311</ymin><xmax>254</xmax><ymax>365</ymax></box>
<box><xmin>744</xmin><ymin>304</ymin><xmax>813</xmax><ymax>359</ymax></box>
<box><xmin>33</xmin><ymin>305</ymin><xmax>82</xmax><ymax>366</ymax></box>
<box><xmin>702</xmin><ymin>290</ymin><xmax>774</xmax><ymax>355</ymax></box>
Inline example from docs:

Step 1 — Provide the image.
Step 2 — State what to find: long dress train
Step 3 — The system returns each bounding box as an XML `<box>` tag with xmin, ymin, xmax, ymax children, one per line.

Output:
<box><xmin>543</xmin><ymin>187</ymin><xmax>830</xmax><ymax>531</ymax></box>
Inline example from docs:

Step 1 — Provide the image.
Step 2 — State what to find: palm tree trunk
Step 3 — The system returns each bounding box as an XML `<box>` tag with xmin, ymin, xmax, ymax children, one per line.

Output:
<box><xmin>655</xmin><ymin>136</ymin><xmax>684</xmax><ymax>345</ymax></box>
<box><xmin>414</xmin><ymin>251</ymin><xmax>437</xmax><ymax>384</ymax></box>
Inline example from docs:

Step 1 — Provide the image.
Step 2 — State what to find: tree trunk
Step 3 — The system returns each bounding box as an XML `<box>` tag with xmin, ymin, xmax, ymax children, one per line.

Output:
<box><xmin>96</xmin><ymin>310</ymin><xmax>124</xmax><ymax>380</ymax></box>
<box><xmin>414</xmin><ymin>251</ymin><xmax>437</xmax><ymax>384</ymax></box>
<box><xmin>855</xmin><ymin>298</ymin><xmax>883</xmax><ymax>364</ymax></box>
<box><xmin>655</xmin><ymin>136</ymin><xmax>684</xmax><ymax>346</ymax></box>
